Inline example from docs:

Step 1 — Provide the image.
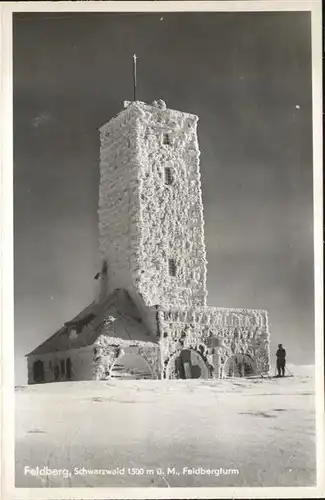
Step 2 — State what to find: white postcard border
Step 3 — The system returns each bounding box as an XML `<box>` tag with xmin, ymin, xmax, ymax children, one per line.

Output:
<box><xmin>1</xmin><ymin>2</ymin><xmax>323</xmax><ymax>499</ymax></box>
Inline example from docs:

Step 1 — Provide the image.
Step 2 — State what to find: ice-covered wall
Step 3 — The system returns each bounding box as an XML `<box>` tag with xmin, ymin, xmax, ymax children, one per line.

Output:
<box><xmin>92</xmin><ymin>335</ymin><xmax>161</xmax><ymax>380</ymax></box>
<box><xmin>157</xmin><ymin>306</ymin><xmax>270</xmax><ymax>377</ymax></box>
<box><xmin>135</xmin><ymin>101</ymin><xmax>207</xmax><ymax>308</ymax></box>
<box><xmin>98</xmin><ymin>101</ymin><xmax>207</xmax><ymax>309</ymax></box>
<box><xmin>98</xmin><ymin>105</ymin><xmax>142</xmax><ymax>294</ymax></box>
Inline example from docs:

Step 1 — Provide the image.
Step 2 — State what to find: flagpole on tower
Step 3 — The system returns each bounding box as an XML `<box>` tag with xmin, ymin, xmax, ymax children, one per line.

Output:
<box><xmin>133</xmin><ymin>54</ymin><xmax>137</xmax><ymax>101</ymax></box>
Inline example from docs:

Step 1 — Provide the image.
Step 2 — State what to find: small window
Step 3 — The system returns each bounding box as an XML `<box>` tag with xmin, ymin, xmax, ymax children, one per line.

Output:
<box><xmin>162</xmin><ymin>133</ymin><xmax>171</xmax><ymax>145</ymax></box>
<box><xmin>164</xmin><ymin>167</ymin><xmax>173</xmax><ymax>185</ymax></box>
<box><xmin>60</xmin><ymin>359</ymin><xmax>65</xmax><ymax>376</ymax></box>
<box><xmin>168</xmin><ymin>259</ymin><xmax>177</xmax><ymax>277</ymax></box>
<box><xmin>102</xmin><ymin>261</ymin><xmax>108</xmax><ymax>275</ymax></box>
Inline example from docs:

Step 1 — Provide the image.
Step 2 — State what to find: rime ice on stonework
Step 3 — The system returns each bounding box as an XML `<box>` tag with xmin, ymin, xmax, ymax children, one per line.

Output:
<box><xmin>26</xmin><ymin>100</ymin><xmax>270</xmax><ymax>384</ymax></box>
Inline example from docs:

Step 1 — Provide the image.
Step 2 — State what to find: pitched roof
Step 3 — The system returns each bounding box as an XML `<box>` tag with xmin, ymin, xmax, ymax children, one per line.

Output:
<box><xmin>27</xmin><ymin>289</ymin><xmax>158</xmax><ymax>356</ymax></box>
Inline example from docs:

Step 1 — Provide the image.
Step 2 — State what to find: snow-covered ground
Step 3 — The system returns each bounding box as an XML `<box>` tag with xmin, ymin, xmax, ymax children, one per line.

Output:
<box><xmin>15</xmin><ymin>365</ymin><xmax>316</xmax><ymax>488</ymax></box>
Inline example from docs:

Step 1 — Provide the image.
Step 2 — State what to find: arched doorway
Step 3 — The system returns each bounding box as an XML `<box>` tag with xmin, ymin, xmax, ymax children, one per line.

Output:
<box><xmin>110</xmin><ymin>353</ymin><xmax>153</xmax><ymax>380</ymax></box>
<box><xmin>166</xmin><ymin>349</ymin><xmax>210</xmax><ymax>379</ymax></box>
<box><xmin>223</xmin><ymin>354</ymin><xmax>256</xmax><ymax>377</ymax></box>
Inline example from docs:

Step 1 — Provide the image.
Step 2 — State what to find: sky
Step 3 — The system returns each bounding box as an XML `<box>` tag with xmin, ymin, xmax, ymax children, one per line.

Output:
<box><xmin>13</xmin><ymin>11</ymin><xmax>314</xmax><ymax>384</ymax></box>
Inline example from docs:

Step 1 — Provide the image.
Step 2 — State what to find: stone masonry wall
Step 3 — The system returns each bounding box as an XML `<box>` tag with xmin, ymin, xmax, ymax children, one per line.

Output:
<box><xmin>135</xmin><ymin>102</ymin><xmax>208</xmax><ymax>308</ymax></box>
<box><xmin>92</xmin><ymin>334</ymin><xmax>161</xmax><ymax>380</ymax></box>
<box><xmin>158</xmin><ymin>306</ymin><xmax>270</xmax><ymax>377</ymax></box>
<box><xmin>98</xmin><ymin>101</ymin><xmax>207</xmax><ymax>309</ymax></box>
<box><xmin>98</xmin><ymin>104</ymin><xmax>143</xmax><ymax>294</ymax></box>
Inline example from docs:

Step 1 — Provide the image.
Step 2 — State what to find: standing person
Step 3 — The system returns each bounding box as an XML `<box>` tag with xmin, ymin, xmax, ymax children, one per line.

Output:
<box><xmin>276</xmin><ymin>344</ymin><xmax>286</xmax><ymax>377</ymax></box>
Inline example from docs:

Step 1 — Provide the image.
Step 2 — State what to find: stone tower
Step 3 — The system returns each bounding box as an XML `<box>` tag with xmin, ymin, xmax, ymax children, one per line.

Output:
<box><xmin>26</xmin><ymin>99</ymin><xmax>271</xmax><ymax>383</ymax></box>
<box><xmin>98</xmin><ymin>100</ymin><xmax>208</xmax><ymax>309</ymax></box>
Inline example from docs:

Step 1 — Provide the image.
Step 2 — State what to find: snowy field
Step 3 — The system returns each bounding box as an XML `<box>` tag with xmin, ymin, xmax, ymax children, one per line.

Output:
<box><xmin>15</xmin><ymin>365</ymin><xmax>316</xmax><ymax>488</ymax></box>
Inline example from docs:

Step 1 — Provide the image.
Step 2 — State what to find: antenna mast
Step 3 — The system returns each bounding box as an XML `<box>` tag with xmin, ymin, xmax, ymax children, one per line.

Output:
<box><xmin>133</xmin><ymin>54</ymin><xmax>137</xmax><ymax>101</ymax></box>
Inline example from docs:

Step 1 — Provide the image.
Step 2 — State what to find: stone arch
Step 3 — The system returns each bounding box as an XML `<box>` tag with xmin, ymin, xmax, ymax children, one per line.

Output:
<box><xmin>137</xmin><ymin>347</ymin><xmax>160</xmax><ymax>380</ymax></box>
<box><xmin>165</xmin><ymin>348</ymin><xmax>210</xmax><ymax>380</ymax></box>
<box><xmin>223</xmin><ymin>353</ymin><xmax>256</xmax><ymax>378</ymax></box>
<box><xmin>110</xmin><ymin>353</ymin><xmax>153</xmax><ymax>380</ymax></box>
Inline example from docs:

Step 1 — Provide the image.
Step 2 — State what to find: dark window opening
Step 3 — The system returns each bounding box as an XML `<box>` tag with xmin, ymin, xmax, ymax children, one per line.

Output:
<box><xmin>60</xmin><ymin>359</ymin><xmax>65</xmax><ymax>376</ymax></box>
<box><xmin>168</xmin><ymin>259</ymin><xmax>177</xmax><ymax>277</ymax></box>
<box><xmin>66</xmin><ymin>358</ymin><xmax>72</xmax><ymax>380</ymax></box>
<box><xmin>54</xmin><ymin>364</ymin><xmax>60</xmax><ymax>381</ymax></box>
<box><xmin>33</xmin><ymin>360</ymin><xmax>44</xmax><ymax>383</ymax></box>
<box><xmin>164</xmin><ymin>167</ymin><xmax>173</xmax><ymax>185</ymax></box>
<box><xmin>162</xmin><ymin>133</ymin><xmax>171</xmax><ymax>145</ymax></box>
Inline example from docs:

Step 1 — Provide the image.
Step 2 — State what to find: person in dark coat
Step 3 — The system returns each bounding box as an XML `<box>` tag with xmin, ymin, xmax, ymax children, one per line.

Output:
<box><xmin>276</xmin><ymin>344</ymin><xmax>286</xmax><ymax>377</ymax></box>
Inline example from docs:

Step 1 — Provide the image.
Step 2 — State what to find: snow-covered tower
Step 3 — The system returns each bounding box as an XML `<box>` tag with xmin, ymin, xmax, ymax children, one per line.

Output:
<box><xmin>98</xmin><ymin>99</ymin><xmax>207</xmax><ymax>309</ymax></box>
<box><xmin>26</xmin><ymin>99</ymin><xmax>270</xmax><ymax>384</ymax></box>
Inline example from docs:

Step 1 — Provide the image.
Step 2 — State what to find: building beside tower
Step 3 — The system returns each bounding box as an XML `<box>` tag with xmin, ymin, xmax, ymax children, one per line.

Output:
<box><xmin>26</xmin><ymin>100</ymin><xmax>270</xmax><ymax>384</ymax></box>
